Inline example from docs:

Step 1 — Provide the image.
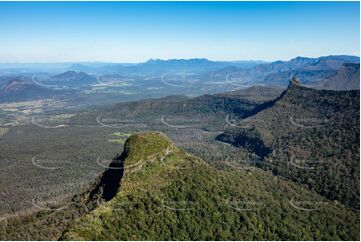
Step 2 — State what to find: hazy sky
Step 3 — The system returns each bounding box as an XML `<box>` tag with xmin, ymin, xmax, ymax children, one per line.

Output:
<box><xmin>0</xmin><ymin>1</ymin><xmax>359</xmax><ymax>62</ymax></box>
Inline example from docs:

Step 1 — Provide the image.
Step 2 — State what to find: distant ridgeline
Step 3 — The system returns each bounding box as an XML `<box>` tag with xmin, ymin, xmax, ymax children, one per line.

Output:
<box><xmin>0</xmin><ymin>55</ymin><xmax>359</xmax><ymax>104</ymax></box>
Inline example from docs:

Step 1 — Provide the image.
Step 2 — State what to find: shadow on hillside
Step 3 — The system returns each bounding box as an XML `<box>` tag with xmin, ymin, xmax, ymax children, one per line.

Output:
<box><xmin>241</xmin><ymin>88</ymin><xmax>287</xmax><ymax>118</ymax></box>
<box><xmin>89</xmin><ymin>154</ymin><xmax>125</xmax><ymax>202</ymax></box>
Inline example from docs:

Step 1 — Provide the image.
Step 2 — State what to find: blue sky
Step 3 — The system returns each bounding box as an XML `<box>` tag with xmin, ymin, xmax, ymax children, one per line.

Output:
<box><xmin>0</xmin><ymin>1</ymin><xmax>359</xmax><ymax>62</ymax></box>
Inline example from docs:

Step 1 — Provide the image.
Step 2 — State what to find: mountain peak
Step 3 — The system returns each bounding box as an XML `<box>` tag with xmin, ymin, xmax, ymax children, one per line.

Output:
<box><xmin>290</xmin><ymin>76</ymin><xmax>300</xmax><ymax>85</ymax></box>
<box><xmin>53</xmin><ymin>70</ymin><xmax>88</xmax><ymax>78</ymax></box>
<box><xmin>85</xmin><ymin>132</ymin><xmax>177</xmax><ymax>203</ymax></box>
<box><xmin>286</xmin><ymin>76</ymin><xmax>313</xmax><ymax>92</ymax></box>
<box><xmin>122</xmin><ymin>131</ymin><xmax>173</xmax><ymax>165</ymax></box>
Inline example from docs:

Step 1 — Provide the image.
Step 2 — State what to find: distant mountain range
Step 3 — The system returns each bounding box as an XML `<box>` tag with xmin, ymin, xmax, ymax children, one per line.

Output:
<box><xmin>61</xmin><ymin>55</ymin><xmax>360</xmax><ymax>81</ymax></box>
<box><xmin>209</xmin><ymin>55</ymin><xmax>360</xmax><ymax>88</ymax></box>
<box><xmin>72</xmin><ymin>55</ymin><xmax>360</xmax><ymax>89</ymax></box>
<box><xmin>0</xmin><ymin>55</ymin><xmax>357</xmax><ymax>74</ymax></box>
<box><xmin>86</xmin><ymin>58</ymin><xmax>265</xmax><ymax>75</ymax></box>
<box><xmin>0</xmin><ymin>59</ymin><xmax>265</xmax><ymax>74</ymax></box>
<box><xmin>0</xmin><ymin>55</ymin><xmax>358</xmax><ymax>103</ymax></box>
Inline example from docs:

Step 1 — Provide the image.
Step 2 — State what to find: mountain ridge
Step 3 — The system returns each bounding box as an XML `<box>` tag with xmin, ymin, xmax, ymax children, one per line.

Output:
<box><xmin>62</xmin><ymin>131</ymin><xmax>358</xmax><ymax>240</ymax></box>
<box><xmin>217</xmin><ymin>80</ymin><xmax>360</xmax><ymax>208</ymax></box>
<box><xmin>210</xmin><ymin>55</ymin><xmax>360</xmax><ymax>88</ymax></box>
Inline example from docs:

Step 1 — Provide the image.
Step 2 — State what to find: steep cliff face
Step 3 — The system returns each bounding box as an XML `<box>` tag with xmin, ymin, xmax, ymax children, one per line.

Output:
<box><xmin>86</xmin><ymin>132</ymin><xmax>174</xmax><ymax>203</ymax></box>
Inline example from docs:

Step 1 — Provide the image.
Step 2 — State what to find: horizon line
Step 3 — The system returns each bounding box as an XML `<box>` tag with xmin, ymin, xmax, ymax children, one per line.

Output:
<box><xmin>0</xmin><ymin>54</ymin><xmax>359</xmax><ymax>65</ymax></box>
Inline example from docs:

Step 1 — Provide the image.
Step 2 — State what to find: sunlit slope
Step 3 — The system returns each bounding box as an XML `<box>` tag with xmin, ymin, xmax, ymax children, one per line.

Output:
<box><xmin>63</xmin><ymin>132</ymin><xmax>359</xmax><ymax>241</ymax></box>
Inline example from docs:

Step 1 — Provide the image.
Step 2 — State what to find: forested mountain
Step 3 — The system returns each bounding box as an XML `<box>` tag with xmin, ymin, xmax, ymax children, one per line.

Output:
<box><xmin>1</xmin><ymin>132</ymin><xmax>359</xmax><ymax>240</ymax></box>
<box><xmin>217</xmin><ymin>80</ymin><xmax>360</xmax><ymax>209</ymax></box>
<box><xmin>108</xmin><ymin>86</ymin><xmax>284</xmax><ymax>118</ymax></box>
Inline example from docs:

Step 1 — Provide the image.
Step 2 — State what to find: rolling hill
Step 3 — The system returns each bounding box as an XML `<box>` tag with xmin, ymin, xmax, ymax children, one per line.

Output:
<box><xmin>0</xmin><ymin>79</ymin><xmax>55</xmax><ymax>102</ymax></box>
<box><xmin>49</xmin><ymin>71</ymin><xmax>97</xmax><ymax>88</ymax></box>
